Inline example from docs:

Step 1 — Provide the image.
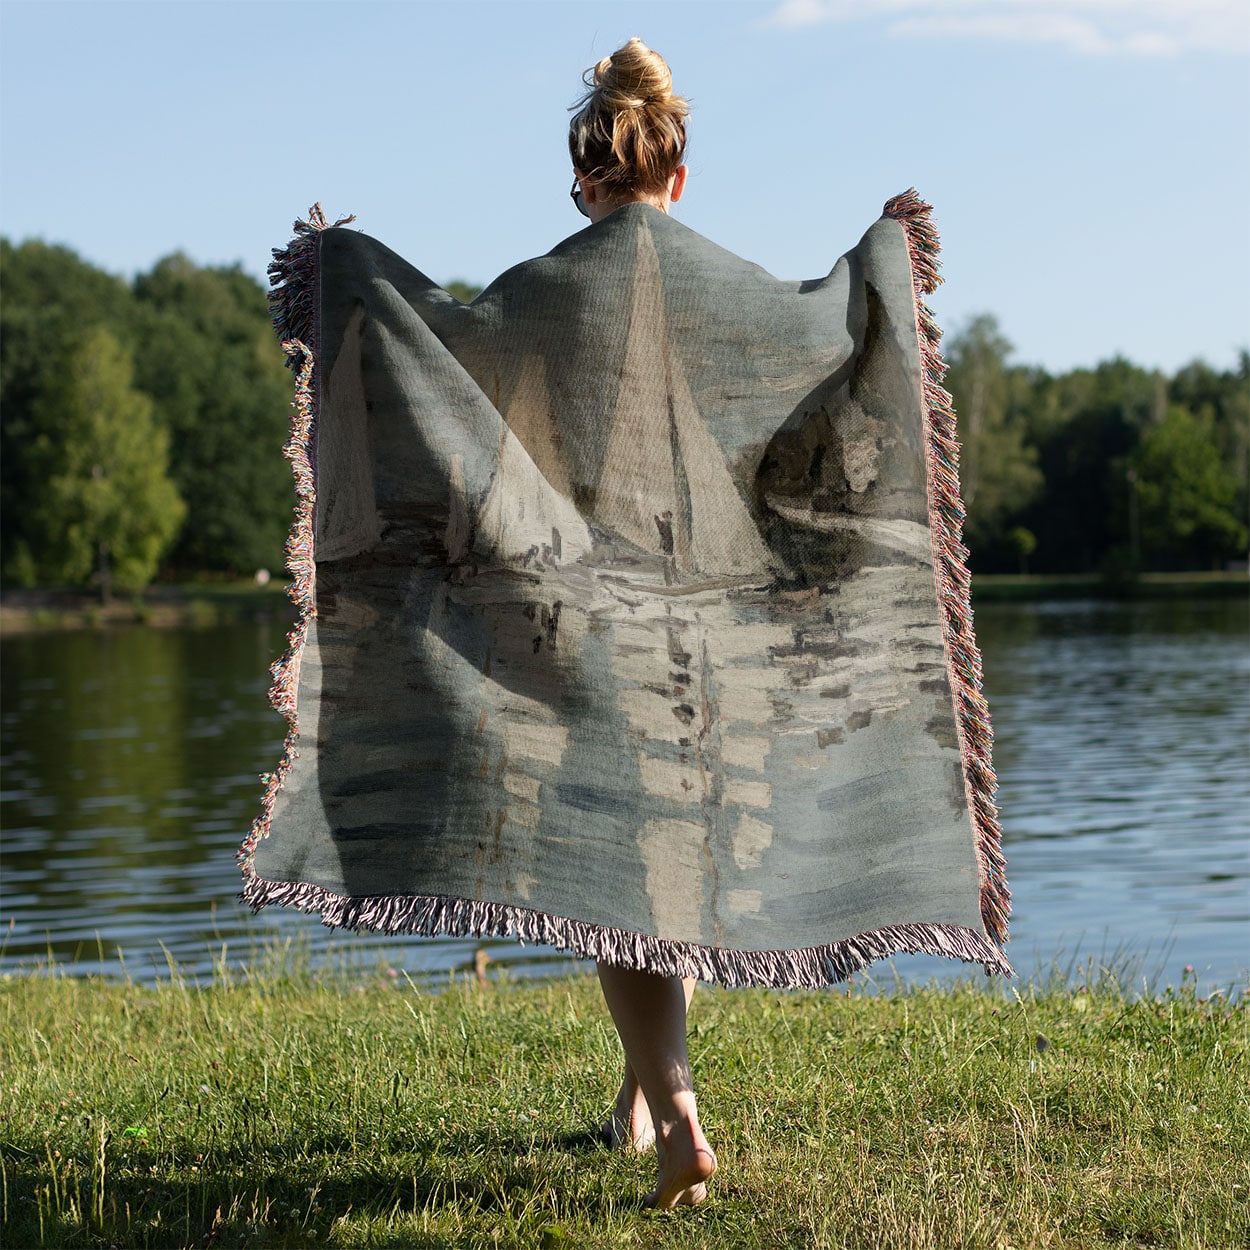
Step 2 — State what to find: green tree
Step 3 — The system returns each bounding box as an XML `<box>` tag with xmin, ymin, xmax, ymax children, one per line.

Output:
<box><xmin>21</xmin><ymin>328</ymin><xmax>185</xmax><ymax>597</ymax></box>
<box><xmin>131</xmin><ymin>256</ymin><xmax>293</xmax><ymax>574</ymax></box>
<box><xmin>943</xmin><ymin>315</ymin><xmax>1043</xmax><ymax>560</ymax></box>
<box><xmin>1169</xmin><ymin>353</ymin><xmax>1250</xmax><ymax>541</ymax></box>
<box><xmin>1</xmin><ymin>239</ymin><xmax>138</xmax><ymax>578</ymax></box>
<box><xmin>1007</xmin><ymin>526</ymin><xmax>1037</xmax><ymax>575</ymax></box>
<box><xmin>1132</xmin><ymin>405</ymin><xmax>1247</xmax><ymax>569</ymax></box>
<box><xmin>444</xmin><ymin>279</ymin><xmax>483</xmax><ymax>303</ymax></box>
<box><xmin>1020</xmin><ymin>357</ymin><xmax>1161</xmax><ymax>573</ymax></box>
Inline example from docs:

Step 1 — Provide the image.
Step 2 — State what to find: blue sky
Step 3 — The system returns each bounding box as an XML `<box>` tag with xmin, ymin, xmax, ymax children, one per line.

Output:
<box><xmin>2</xmin><ymin>0</ymin><xmax>1246</xmax><ymax>374</ymax></box>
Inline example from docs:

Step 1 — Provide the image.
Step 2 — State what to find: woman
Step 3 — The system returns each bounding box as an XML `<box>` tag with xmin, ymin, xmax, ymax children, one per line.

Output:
<box><xmin>567</xmin><ymin>38</ymin><xmax>717</xmax><ymax>1210</ymax></box>
<box><xmin>246</xmin><ymin>35</ymin><xmax>1009</xmax><ymax>1220</ymax></box>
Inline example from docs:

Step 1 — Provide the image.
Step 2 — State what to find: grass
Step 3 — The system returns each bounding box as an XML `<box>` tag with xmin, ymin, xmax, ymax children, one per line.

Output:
<box><xmin>1</xmin><ymin>958</ymin><xmax>1246</xmax><ymax>1249</ymax></box>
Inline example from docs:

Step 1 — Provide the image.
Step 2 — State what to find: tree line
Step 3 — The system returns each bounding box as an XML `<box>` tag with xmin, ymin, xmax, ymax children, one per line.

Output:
<box><xmin>2</xmin><ymin>240</ymin><xmax>294</xmax><ymax>596</ymax></box>
<box><xmin>1</xmin><ymin>239</ymin><xmax>1245</xmax><ymax>595</ymax></box>
<box><xmin>945</xmin><ymin>316</ymin><xmax>1247</xmax><ymax>576</ymax></box>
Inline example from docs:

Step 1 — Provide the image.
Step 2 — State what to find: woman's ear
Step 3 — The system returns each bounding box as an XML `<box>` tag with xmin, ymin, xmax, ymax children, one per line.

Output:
<box><xmin>574</xmin><ymin>168</ymin><xmax>599</xmax><ymax>205</ymax></box>
<box><xmin>669</xmin><ymin>164</ymin><xmax>688</xmax><ymax>203</ymax></box>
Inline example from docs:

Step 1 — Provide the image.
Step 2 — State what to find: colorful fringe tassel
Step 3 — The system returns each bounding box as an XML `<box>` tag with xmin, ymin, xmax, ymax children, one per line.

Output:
<box><xmin>884</xmin><ymin>188</ymin><xmax>1011</xmax><ymax>946</ymax></box>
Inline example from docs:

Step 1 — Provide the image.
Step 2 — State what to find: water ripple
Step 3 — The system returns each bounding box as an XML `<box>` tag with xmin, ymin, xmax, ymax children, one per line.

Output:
<box><xmin>1</xmin><ymin>600</ymin><xmax>1246</xmax><ymax>992</ymax></box>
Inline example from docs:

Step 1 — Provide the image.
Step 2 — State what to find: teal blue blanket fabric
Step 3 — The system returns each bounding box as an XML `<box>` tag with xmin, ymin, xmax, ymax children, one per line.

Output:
<box><xmin>239</xmin><ymin>192</ymin><xmax>1011</xmax><ymax>986</ymax></box>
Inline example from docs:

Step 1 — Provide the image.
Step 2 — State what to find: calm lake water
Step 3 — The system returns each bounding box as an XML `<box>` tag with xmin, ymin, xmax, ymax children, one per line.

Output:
<box><xmin>2</xmin><ymin>596</ymin><xmax>1247</xmax><ymax>993</ymax></box>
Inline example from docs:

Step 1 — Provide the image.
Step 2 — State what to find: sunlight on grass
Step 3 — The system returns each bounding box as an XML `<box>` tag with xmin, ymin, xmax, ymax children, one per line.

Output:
<box><xmin>2</xmin><ymin>953</ymin><xmax>1245</xmax><ymax>1248</ymax></box>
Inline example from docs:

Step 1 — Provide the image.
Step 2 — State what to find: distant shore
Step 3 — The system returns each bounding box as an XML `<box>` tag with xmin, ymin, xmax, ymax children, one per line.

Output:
<box><xmin>1</xmin><ymin>570</ymin><xmax>1245</xmax><ymax>634</ymax></box>
<box><xmin>0</xmin><ymin>581</ymin><xmax>292</xmax><ymax>634</ymax></box>
<box><xmin>969</xmin><ymin>569</ymin><xmax>1248</xmax><ymax>601</ymax></box>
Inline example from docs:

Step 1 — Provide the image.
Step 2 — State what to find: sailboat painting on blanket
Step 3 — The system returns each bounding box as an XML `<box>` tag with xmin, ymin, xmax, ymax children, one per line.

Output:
<box><xmin>240</xmin><ymin>193</ymin><xmax>1011</xmax><ymax>989</ymax></box>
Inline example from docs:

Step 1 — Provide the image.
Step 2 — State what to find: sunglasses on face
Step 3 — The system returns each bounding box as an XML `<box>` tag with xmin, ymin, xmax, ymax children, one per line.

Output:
<box><xmin>570</xmin><ymin>177</ymin><xmax>589</xmax><ymax>218</ymax></box>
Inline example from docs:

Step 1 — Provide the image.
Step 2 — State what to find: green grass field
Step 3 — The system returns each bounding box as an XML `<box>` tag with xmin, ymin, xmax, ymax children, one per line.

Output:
<box><xmin>2</xmin><ymin>957</ymin><xmax>1246</xmax><ymax>1249</ymax></box>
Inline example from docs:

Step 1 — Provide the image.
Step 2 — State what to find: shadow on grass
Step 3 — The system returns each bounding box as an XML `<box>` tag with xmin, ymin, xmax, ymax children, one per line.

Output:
<box><xmin>6</xmin><ymin>1125</ymin><xmax>635</xmax><ymax>1249</ymax></box>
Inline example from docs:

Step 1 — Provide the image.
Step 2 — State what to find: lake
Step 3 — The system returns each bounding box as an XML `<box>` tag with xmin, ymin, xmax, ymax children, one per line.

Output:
<box><xmin>2</xmin><ymin>596</ymin><xmax>1246</xmax><ymax>994</ymax></box>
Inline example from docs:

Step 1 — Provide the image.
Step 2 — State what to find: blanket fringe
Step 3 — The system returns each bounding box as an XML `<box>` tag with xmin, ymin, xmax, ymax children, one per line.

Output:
<box><xmin>241</xmin><ymin>873</ymin><xmax>1013</xmax><ymax>987</ymax></box>
<box><xmin>883</xmin><ymin>189</ymin><xmax>1010</xmax><ymax>947</ymax></box>
<box><xmin>240</xmin><ymin>196</ymin><xmax>1013</xmax><ymax>986</ymax></box>
<box><xmin>238</xmin><ymin>205</ymin><xmax>349</xmax><ymax>875</ymax></box>
<box><xmin>266</xmin><ymin>203</ymin><xmax>355</xmax><ymax>355</ymax></box>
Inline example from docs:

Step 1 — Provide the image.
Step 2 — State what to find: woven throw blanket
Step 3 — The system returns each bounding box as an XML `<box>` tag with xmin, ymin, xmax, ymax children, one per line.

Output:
<box><xmin>239</xmin><ymin>191</ymin><xmax>1011</xmax><ymax>987</ymax></box>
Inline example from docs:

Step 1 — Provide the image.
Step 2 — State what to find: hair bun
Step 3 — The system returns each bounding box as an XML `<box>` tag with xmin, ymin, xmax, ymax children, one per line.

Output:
<box><xmin>569</xmin><ymin>38</ymin><xmax>689</xmax><ymax>198</ymax></box>
<box><xmin>595</xmin><ymin>36</ymin><xmax>673</xmax><ymax>109</ymax></box>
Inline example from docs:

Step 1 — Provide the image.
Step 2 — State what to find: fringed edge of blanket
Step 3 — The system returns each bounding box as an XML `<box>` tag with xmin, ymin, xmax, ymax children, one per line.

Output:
<box><xmin>883</xmin><ymin>188</ymin><xmax>1010</xmax><ymax>949</ymax></box>
<box><xmin>240</xmin><ymin>197</ymin><xmax>1013</xmax><ymax>989</ymax></box>
<box><xmin>238</xmin><ymin>205</ymin><xmax>352</xmax><ymax>881</ymax></box>
<box><xmin>265</xmin><ymin>203</ymin><xmax>355</xmax><ymax>352</ymax></box>
<box><xmin>240</xmin><ymin>874</ymin><xmax>1014</xmax><ymax>987</ymax></box>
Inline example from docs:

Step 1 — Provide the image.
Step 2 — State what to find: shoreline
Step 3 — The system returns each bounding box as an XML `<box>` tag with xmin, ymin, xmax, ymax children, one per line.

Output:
<box><xmin>1</xmin><ymin>571</ymin><xmax>1245</xmax><ymax>635</ymax></box>
<box><xmin>970</xmin><ymin>569</ymin><xmax>1248</xmax><ymax>602</ymax></box>
<box><xmin>0</xmin><ymin>582</ymin><xmax>294</xmax><ymax>634</ymax></box>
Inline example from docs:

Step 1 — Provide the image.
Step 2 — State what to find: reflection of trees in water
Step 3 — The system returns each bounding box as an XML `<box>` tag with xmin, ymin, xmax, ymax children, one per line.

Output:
<box><xmin>2</xmin><ymin>601</ymin><xmax>1246</xmax><ymax>983</ymax></box>
<box><xmin>2</xmin><ymin>622</ymin><xmax>286</xmax><ymax>903</ymax></box>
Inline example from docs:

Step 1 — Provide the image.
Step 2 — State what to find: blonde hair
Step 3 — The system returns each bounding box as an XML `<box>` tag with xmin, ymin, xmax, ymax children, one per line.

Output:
<box><xmin>568</xmin><ymin>38</ymin><xmax>689</xmax><ymax>199</ymax></box>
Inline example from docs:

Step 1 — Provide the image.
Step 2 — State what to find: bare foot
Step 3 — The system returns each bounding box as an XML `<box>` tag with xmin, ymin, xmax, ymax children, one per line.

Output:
<box><xmin>644</xmin><ymin>1118</ymin><xmax>717</xmax><ymax>1210</ymax></box>
<box><xmin>602</xmin><ymin>1073</ymin><xmax>655</xmax><ymax>1151</ymax></box>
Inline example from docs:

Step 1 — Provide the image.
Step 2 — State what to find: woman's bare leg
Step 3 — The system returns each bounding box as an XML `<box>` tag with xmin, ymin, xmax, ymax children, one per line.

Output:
<box><xmin>603</xmin><ymin>1057</ymin><xmax>654</xmax><ymax>1151</ymax></box>
<box><xmin>596</xmin><ymin>964</ymin><xmax>716</xmax><ymax>1208</ymax></box>
<box><xmin>602</xmin><ymin>977</ymin><xmax>696</xmax><ymax>1152</ymax></box>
